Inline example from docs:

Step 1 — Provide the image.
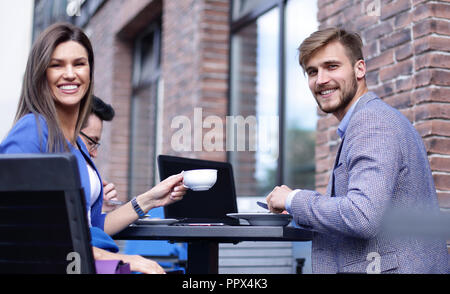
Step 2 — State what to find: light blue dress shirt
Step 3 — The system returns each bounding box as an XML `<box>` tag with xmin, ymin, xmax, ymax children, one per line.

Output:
<box><xmin>285</xmin><ymin>96</ymin><xmax>362</xmax><ymax>213</ymax></box>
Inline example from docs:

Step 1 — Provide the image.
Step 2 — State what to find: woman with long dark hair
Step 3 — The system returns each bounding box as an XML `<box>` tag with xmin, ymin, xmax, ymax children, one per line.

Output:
<box><xmin>1</xmin><ymin>22</ymin><xmax>186</xmax><ymax>274</ymax></box>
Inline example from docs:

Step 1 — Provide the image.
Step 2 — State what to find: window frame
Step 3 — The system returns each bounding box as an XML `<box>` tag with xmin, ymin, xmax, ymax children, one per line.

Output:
<box><xmin>128</xmin><ymin>20</ymin><xmax>162</xmax><ymax>198</ymax></box>
<box><xmin>228</xmin><ymin>0</ymin><xmax>288</xmax><ymax>187</ymax></box>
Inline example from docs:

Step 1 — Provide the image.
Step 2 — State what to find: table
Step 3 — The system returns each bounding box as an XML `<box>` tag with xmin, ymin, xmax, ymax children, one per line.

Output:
<box><xmin>113</xmin><ymin>224</ymin><xmax>313</xmax><ymax>274</ymax></box>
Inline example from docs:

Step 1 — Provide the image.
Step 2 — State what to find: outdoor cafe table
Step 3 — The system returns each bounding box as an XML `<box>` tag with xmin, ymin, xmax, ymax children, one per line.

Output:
<box><xmin>113</xmin><ymin>224</ymin><xmax>313</xmax><ymax>274</ymax></box>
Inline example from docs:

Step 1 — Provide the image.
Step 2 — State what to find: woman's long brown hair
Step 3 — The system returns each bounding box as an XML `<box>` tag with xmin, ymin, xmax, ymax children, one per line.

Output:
<box><xmin>14</xmin><ymin>22</ymin><xmax>94</xmax><ymax>152</ymax></box>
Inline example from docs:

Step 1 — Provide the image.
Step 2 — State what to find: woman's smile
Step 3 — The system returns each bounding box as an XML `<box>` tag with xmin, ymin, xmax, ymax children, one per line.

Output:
<box><xmin>46</xmin><ymin>40</ymin><xmax>90</xmax><ymax>109</ymax></box>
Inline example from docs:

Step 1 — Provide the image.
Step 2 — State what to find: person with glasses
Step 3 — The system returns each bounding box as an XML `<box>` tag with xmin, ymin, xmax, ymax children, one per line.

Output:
<box><xmin>80</xmin><ymin>95</ymin><xmax>114</xmax><ymax>158</ymax></box>
<box><xmin>80</xmin><ymin>96</ymin><xmax>119</xmax><ymax>213</ymax></box>
<box><xmin>0</xmin><ymin>22</ymin><xmax>187</xmax><ymax>274</ymax></box>
<box><xmin>81</xmin><ymin>95</ymin><xmax>187</xmax><ymax>272</ymax></box>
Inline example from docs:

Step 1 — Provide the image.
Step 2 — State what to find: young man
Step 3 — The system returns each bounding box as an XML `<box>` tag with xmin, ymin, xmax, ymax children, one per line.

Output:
<box><xmin>266</xmin><ymin>28</ymin><xmax>448</xmax><ymax>273</ymax></box>
<box><xmin>80</xmin><ymin>96</ymin><xmax>119</xmax><ymax>212</ymax></box>
<box><xmin>80</xmin><ymin>96</ymin><xmax>187</xmax><ymax>273</ymax></box>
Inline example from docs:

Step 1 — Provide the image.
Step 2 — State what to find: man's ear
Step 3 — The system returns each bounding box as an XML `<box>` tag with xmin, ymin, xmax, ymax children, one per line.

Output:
<box><xmin>354</xmin><ymin>59</ymin><xmax>366</xmax><ymax>80</ymax></box>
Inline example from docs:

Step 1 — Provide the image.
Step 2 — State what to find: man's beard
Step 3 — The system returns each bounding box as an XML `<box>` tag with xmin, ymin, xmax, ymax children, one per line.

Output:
<box><xmin>316</xmin><ymin>75</ymin><xmax>358</xmax><ymax>114</ymax></box>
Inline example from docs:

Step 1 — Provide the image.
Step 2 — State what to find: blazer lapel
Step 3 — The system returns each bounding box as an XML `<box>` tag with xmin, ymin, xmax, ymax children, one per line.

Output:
<box><xmin>330</xmin><ymin>137</ymin><xmax>344</xmax><ymax>197</ymax></box>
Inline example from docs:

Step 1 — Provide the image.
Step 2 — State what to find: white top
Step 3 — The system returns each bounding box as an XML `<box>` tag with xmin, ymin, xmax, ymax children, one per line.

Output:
<box><xmin>86</xmin><ymin>163</ymin><xmax>101</xmax><ymax>225</ymax></box>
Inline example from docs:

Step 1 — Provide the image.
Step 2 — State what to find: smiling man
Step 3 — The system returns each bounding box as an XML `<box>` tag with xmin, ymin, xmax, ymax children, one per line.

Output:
<box><xmin>266</xmin><ymin>27</ymin><xmax>448</xmax><ymax>274</ymax></box>
<box><xmin>80</xmin><ymin>96</ymin><xmax>119</xmax><ymax>213</ymax></box>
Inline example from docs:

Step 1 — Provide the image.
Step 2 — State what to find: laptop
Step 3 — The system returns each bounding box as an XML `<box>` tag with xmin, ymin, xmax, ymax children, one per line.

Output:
<box><xmin>157</xmin><ymin>155</ymin><xmax>239</xmax><ymax>226</ymax></box>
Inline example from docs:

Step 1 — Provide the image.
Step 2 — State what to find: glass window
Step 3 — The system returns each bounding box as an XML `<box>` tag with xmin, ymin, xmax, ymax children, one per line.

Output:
<box><xmin>129</xmin><ymin>21</ymin><xmax>162</xmax><ymax>198</ymax></box>
<box><xmin>283</xmin><ymin>0</ymin><xmax>318</xmax><ymax>190</ymax></box>
<box><xmin>229</xmin><ymin>7</ymin><xmax>279</xmax><ymax>197</ymax></box>
<box><xmin>232</xmin><ymin>0</ymin><xmax>272</xmax><ymax>20</ymax></box>
<box><xmin>229</xmin><ymin>0</ymin><xmax>318</xmax><ymax>197</ymax></box>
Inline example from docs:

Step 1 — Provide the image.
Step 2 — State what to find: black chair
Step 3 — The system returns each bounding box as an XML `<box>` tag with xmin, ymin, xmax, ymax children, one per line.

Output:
<box><xmin>0</xmin><ymin>153</ymin><xmax>95</xmax><ymax>274</ymax></box>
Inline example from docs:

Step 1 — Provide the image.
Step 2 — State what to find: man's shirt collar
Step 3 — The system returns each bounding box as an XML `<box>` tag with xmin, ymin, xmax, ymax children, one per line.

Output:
<box><xmin>337</xmin><ymin>96</ymin><xmax>363</xmax><ymax>139</ymax></box>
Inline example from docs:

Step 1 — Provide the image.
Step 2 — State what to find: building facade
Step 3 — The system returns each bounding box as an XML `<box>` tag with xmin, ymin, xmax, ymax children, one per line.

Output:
<box><xmin>32</xmin><ymin>0</ymin><xmax>449</xmax><ymax>272</ymax></box>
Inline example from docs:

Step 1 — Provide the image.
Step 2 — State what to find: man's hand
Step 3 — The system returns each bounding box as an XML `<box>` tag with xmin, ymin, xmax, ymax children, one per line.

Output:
<box><xmin>266</xmin><ymin>185</ymin><xmax>292</xmax><ymax>214</ymax></box>
<box><xmin>102</xmin><ymin>180</ymin><xmax>121</xmax><ymax>212</ymax></box>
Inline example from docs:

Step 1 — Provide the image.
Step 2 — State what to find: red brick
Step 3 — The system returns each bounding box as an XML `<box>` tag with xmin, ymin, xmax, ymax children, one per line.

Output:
<box><xmin>366</xmin><ymin>49</ymin><xmax>394</xmax><ymax>72</ymax></box>
<box><xmin>354</xmin><ymin>14</ymin><xmax>379</xmax><ymax>30</ymax></box>
<box><xmin>363</xmin><ymin>22</ymin><xmax>393</xmax><ymax>41</ymax></box>
<box><xmin>414</xmin><ymin>35</ymin><xmax>450</xmax><ymax>55</ymax></box>
<box><xmin>362</xmin><ymin>41</ymin><xmax>378</xmax><ymax>59</ymax></box>
<box><xmin>437</xmin><ymin>191</ymin><xmax>450</xmax><ymax>209</ymax></box>
<box><xmin>415</xmin><ymin>103</ymin><xmax>450</xmax><ymax>121</ymax></box>
<box><xmin>415</xmin><ymin>120</ymin><xmax>450</xmax><ymax>138</ymax></box>
<box><xmin>413</xmin><ymin>2</ymin><xmax>450</xmax><ymax>22</ymax></box>
<box><xmin>372</xmin><ymin>81</ymin><xmax>395</xmax><ymax>98</ymax></box>
<box><xmin>395</xmin><ymin>78</ymin><xmax>414</xmax><ymax>93</ymax></box>
<box><xmin>423</xmin><ymin>137</ymin><xmax>450</xmax><ymax>155</ymax></box>
<box><xmin>412</xmin><ymin>0</ymin><xmax>428</xmax><ymax>6</ymax></box>
<box><xmin>415</xmin><ymin>52</ymin><xmax>450</xmax><ymax>71</ymax></box>
<box><xmin>365</xmin><ymin>71</ymin><xmax>379</xmax><ymax>88</ymax></box>
<box><xmin>380</xmin><ymin>28</ymin><xmax>411</xmax><ymax>51</ymax></box>
<box><xmin>394</xmin><ymin>10</ymin><xmax>413</xmax><ymax>30</ymax></box>
<box><xmin>383</xmin><ymin>91</ymin><xmax>413</xmax><ymax>109</ymax></box>
<box><xmin>318</xmin><ymin>0</ymin><xmax>353</xmax><ymax>21</ymax></box>
<box><xmin>399</xmin><ymin>108</ymin><xmax>414</xmax><ymax>123</ymax></box>
<box><xmin>381</xmin><ymin>0</ymin><xmax>411</xmax><ymax>20</ymax></box>
<box><xmin>433</xmin><ymin>173</ymin><xmax>450</xmax><ymax>191</ymax></box>
<box><xmin>317</xmin><ymin>115</ymin><xmax>339</xmax><ymax>132</ymax></box>
<box><xmin>413</xmin><ymin>87</ymin><xmax>450</xmax><ymax>104</ymax></box>
<box><xmin>316</xmin><ymin>156</ymin><xmax>333</xmax><ymax>173</ymax></box>
<box><xmin>430</xmin><ymin>157</ymin><xmax>450</xmax><ymax>173</ymax></box>
<box><xmin>413</xmin><ymin>18</ymin><xmax>450</xmax><ymax>39</ymax></box>
<box><xmin>316</xmin><ymin>131</ymin><xmax>329</xmax><ymax>145</ymax></box>
<box><xmin>316</xmin><ymin>142</ymin><xmax>332</xmax><ymax>159</ymax></box>
<box><xmin>379</xmin><ymin>59</ymin><xmax>413</xmax><ymax>81</ymax></box>
<box><xmin>395</xmin><ymin>43</ymin><xmax>413</xmax><ymax>61</ymax></box>
<box><xmin>414</xmin><ymin>69</ymin><xmax>450</xmax><ymax>88</ymax></box>
<box><xmin>315</xmin><ymin>172</ymin><xmax>330</xmax><ymax>189</ymax></box>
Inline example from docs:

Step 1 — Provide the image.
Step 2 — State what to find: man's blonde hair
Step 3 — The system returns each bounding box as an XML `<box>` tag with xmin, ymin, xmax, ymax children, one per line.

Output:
<box><xmin>298</xmin><ymin>27</ymin><xmax>364</xmax><ymax>72</ymax></box>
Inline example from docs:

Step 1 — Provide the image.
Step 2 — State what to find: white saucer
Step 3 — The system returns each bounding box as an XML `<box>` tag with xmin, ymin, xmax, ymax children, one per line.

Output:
<box><xmin>227</xmin><ymin>213</ymin><xmax>292</xmax><ymax>226</ymax></box>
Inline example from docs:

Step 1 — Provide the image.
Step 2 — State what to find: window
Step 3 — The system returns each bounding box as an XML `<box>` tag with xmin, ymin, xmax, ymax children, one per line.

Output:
<box><xmin>229</xmin><ymin>0</ymin><xmax>318</xmax><ymax>197</ymax></box>
<box><xmin>128</xmin><ymin>20</ymin><xmax>162</xmax><ymax>198</ymax></box>
<box><xmin>32</xmin><ymin>0</ymin><xmax>105</xmax><ymax>41</ymax></box>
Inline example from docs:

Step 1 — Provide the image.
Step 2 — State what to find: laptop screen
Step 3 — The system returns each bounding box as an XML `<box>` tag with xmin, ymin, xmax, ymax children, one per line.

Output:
<box><xmin>157</xmin><ymin>155</ymin><xmax>238</xmax><ymax>224</ymax></box>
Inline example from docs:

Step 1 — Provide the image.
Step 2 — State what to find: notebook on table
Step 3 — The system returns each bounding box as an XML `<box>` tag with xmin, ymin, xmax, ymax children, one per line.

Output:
<box><xmin>157</xmin><ymin>155</ymin><xmax>239</xmax><ymax>226</ymax></box>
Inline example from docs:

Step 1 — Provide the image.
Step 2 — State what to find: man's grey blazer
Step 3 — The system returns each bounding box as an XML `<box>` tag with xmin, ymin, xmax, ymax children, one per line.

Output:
<box><xmin>290</xmin><ymin>91</ymin><xmax>448</xmax><ymax>273</ymax></box>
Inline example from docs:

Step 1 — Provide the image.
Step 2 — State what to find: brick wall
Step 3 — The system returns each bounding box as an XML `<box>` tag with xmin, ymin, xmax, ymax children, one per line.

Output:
<box><xmin>315</xmin><ymin>0</ymin><xmax>450</xmax><ymax>212</ymax></box>
<box><xmin>85</xmin><ymin>0</ymin><xmax>230</xmax><ymax>199</ymax></box>
<box><xmin>162</xmin><ymin>0</ymin><xmax>229</xmax><ymax>162</ymax></box>
<box><xmin>86</xmin><ymin>0</ymin><xmax>158</xmax><ymax>200</ymax></box>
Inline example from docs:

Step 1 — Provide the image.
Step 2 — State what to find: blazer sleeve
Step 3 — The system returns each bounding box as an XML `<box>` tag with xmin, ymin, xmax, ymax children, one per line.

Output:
<box><xmin>290</xmin><ymin>108</ymin><xmax>402</xmax><ymax>239</ymax></box>
<box><xmin>0</xmin><ymin>114</ymin><xmax>48</xmax><ymax>154</ymax></box>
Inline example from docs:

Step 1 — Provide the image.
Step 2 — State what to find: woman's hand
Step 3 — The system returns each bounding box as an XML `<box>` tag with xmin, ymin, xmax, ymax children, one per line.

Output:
<box><xmin>103</xmin><ymin>173</ymin><xmax>187</xmax><ymax>236</ymax></box>
<box><xmin>93</xmin><ymin>247</ymin><xmax>165</xmax><ymax>274</ymax></box>
<box><xmin>138</xmin><ymin>173</ymin><xmax>187</xmax><ymax>212</ymax></box>
<box><xmin>119</xmin><ymin>254</ymin><xmax>166</xmax><ymax>274</ymax></box>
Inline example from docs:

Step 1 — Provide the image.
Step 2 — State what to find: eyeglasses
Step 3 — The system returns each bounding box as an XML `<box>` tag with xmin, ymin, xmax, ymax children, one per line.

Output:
<box><xmin>80</xmin><ymin>131</ymin><xmax>101</xmax><ymax>152</ymax></box>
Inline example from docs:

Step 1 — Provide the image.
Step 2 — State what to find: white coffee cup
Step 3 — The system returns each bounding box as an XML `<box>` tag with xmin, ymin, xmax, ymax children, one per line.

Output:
<box><xmin>182</xmin><ymin>169</ymin><xmax>217</xmax><ymax>191</ymax></box>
